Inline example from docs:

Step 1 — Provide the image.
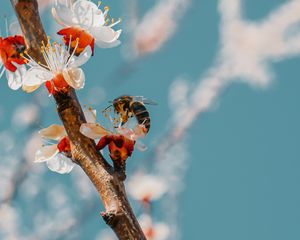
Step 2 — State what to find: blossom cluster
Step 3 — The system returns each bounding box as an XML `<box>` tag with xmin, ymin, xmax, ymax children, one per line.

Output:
<box><xmin>0</xmin><ymin>1</ymin><xmax>159</xmax><ymax>185</ymax></box>
<box><xmin>1</xmin><ymin>1</ymin><xmax>172</xmax><ymax>239</ymax></box>
<box><xmin>0</xmin><ymin>0</ymin><xmax>121</xmax><ymax>93</ymax></box>
<box><xmin>0</xmin><ymin>0</ymin><xmax>137</xmax><ymax>173</ymax></box>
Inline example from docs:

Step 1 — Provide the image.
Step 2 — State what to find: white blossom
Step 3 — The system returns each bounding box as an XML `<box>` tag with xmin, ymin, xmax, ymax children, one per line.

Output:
<box><xmin>52</xmin><ymin>0</ymin><xmax>122</xmax><ymax>48</ymax></box>
<box><xmin>22</xmin><ymin>37</ymin><xmax>91</xmax><ymax>92</ymax></box>
<box><xmin>139</xmin><ymin>214</ymin><xmax>170</xmax><ymax>240</ymax></box>
<box><xmin>127</xmin><ymin>173</ymin><xmax>167</xmax><ymax>202</ymax></box>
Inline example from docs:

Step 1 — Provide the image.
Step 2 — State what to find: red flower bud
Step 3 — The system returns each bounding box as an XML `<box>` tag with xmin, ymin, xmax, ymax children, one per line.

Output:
<box><xmin>0</xmin><ymin>35</ymin><xmax>27</xmax><ymax>72</ymax></box>
<box><xmin>97</xmin><ymin>134</ymin><xmax>136</xmax><ymax>162</ymax></box>
<box><xmin>57</xmin><ymin>137</ymin><xmax>71</xmax><ymax>153</ymax></box>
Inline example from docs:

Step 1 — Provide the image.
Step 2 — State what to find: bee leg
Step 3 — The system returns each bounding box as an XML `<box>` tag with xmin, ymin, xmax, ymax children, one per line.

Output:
<box><xmin>121</xmin><ymin>112</ymin><xmax>129</xmax><ymax>126</ymax></box>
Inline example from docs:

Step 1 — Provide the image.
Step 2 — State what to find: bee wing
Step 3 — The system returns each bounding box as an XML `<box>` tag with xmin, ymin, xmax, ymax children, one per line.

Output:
<box><xmin>133</xmin><ymin>96</ymin><xmax>158</xmax><ymax>105</ymax></box>
<box><xmin>136</xmin><ymin>140</ymin><xmax>148</xmax><ymax>152</ymax></box>
<box><xmin>116</xmin><ymin>127</ymin><xmax>135</xmax><ymax>139</ymax></box>
<box><xmin>80</xmin><ymin>123</ymin><xmax>112</xmax><ymax>139</ymax></box>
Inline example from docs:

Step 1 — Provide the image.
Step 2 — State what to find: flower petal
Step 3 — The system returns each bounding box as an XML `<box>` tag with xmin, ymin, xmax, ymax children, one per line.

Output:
<box><xmin>91</xmin><ymin>27</ymin><xmax>121</xmax><ymax>44</ymax></box>
<box><xmin>95</xmin><ymin>40</ymin><xmax>121</xmax><ymax>49</ymax></box>
<box><xmin>52</xmin><ymin>3</ymin><xmax>78</xmax><ymax>27</ymax></box>
<box><xmin>80</xmin><ymin>123</ymin><xmax>110</xmax><ymax>139</ymax></box>
<box><xmin>35</xmin><ymin>145</ymin><xmax>59</xmax><ymax>163</ymax></box>
<box><xmin>68</xmin><ymin>46</ymin><xmax>92</xmax><ymax>68</ymax></box>
<box><xmin>22</xmin><ymin>84</ymin><xmax>41</xmax><ymax>93</ymax></box>
<box><xmin>39</xmin><ymin>124</ymin><xmax>66</xmax><ymax>140</ymax></box>
<box><xmin>62</xmin><ymin>67</ymin><xmax>85</xmax><ymax>89</ymax></box>
<box><xmin>46</xmin><ymin>154</ymin><xmax>75</xmax><ymax>174</ymax></box>
<box><xmin>6</xmin><ymin>70</ymin><xmax>22</xmax><ymax>90</ymax></box>
<box><xmin>83</xmin><ymin>108</ymin><xmax>97</xmax><ymax>124</ymax></box>
<box><xmin>73</xmin><ymin>0</ymin><xmax>105</xmax><ymax>28</ymax></box>
<box><xmin>23</xmin><ymin>67</ymin><xmax>53</xmax><ymax>86</ymax></box>
<box><xmin>6</xmin><ymin>63</ymin><xmax>26</xmax><ymax>90</ymax></box>
<box><xmin>127</xmin><ymin>173</ymin><xmax>168</xmax><ymax>201</ymax></box>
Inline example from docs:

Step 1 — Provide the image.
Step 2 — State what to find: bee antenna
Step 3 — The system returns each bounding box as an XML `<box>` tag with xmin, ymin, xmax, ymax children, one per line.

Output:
<box><xmin>102</xmin><ymin>104</ymin><xmax>112</xmax><ymax>112</ymax></box>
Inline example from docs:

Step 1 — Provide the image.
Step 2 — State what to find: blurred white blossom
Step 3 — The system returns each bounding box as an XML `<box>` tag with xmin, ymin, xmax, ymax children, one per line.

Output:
<box><xmin>12</xmin><ymin>104</ymin><xmax>39</xmax><ymax>129</ymax></box>
<box><xmin>139</xmin><ymin>214</ymin><xmax>170</xmax><ymax>240</ymax></box>
<box><xmin>23</xmin><ymin>132</ymin><xmax>43</xmax><ymax>163</ymax></box>
<box><xmin>0</xmin><ymin>204</ymin><xmax>20</xmax><ymax>239</ymax></box>
<box><xmin>127</xmin><ymin>173</ymin><xmax>167</xmax><ymax>202</ymax></box>
<box><xmin>131</xmin><ymin>0</ymin><xmax>190</xmax><ymax>57</ymax></box>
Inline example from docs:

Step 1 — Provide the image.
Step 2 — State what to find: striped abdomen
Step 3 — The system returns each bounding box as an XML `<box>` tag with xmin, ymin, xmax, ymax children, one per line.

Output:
<box><xmin>131</xmin><ymin>101</ymin><xmax>151</xmax><ymax>134</ymax></box>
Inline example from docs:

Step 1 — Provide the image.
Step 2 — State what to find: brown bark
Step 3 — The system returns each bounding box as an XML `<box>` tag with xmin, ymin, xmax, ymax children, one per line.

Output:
<box><xmin>10</xmin><ymin>0</ymin><xmax>146</xmax><ymax>239</ymax></box>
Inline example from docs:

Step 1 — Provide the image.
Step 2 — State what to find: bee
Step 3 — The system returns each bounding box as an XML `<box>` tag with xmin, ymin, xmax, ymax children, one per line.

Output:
<box><xmin>103</xmin><ymin>95</ymin><xmax>157</xmax><ymax>135</ymax></box>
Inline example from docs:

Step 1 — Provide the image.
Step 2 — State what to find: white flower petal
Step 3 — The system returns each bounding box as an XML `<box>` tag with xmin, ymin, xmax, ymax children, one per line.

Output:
<box><xmin>153</xmin><ymin>223</ymin><xmax>170</xmax><ymax>240</ymax></box>
<box><xmin>73</xmin><ymin>0</ymin><xmax>105</xmax><ymax>28</ymax></box>
<box><xmin>39</xmin><ymin>124</ymin><xmax>66</xmax><ymax>140</ymax></box>
<box><xmin>127</xmin><ymin>173</ymin><xmax>168</xmax><ymax>201</ymax></box>
<box><xmin>35</xmin><ymin>145</ymin><xmax>59</xmax><ymax>163</ymax></box>
<box><xmin>91</xmin><ymin>10</ymin><xmax>105</xmax><ymax>28</ymax></box>
<box><xmin>22</xmin><ymin>84</ymin><xmax>41</xmax><ymax>93</ymax></box>
<box><xmin>6</xmin><ymin>64</ymin><xmax>26</xmax><ymax>90</ymax></box>
<box><xmin>83</xmin><ymin>108</ymin><xmax>97</xmax><ymax>124</ymax></box>
<box><xmin>62</xmin><ymin>68</ymin><xmax>85</xmax><ymax>89</ymax></box>
<box><xmin>23</xmin><ymin>67</ymin><xmax>53</xmax><ymax>86</ymax></box>
<box><xmin>80</xmin><ymin>123</ymin><xmax>110</xmax><ymax>139</ymax></box>
<box><xmin>6</xmin><ymin>71</ymin><xmax>22</xmax><ymax>90</ymax></box>
<box><xmin>117</xmin><ymin>127</ymin><xmax>136</xmax><ymax>140</ymax></box>
<box><xmin>68</xmin><ymin>46</ymin><xmax>92</xmax><ymax>68</ymax></box>
<box><xmin>139</xmin><ymin>214</ymin><xmax>170</xmax><ymax>240</ymax></box>
<box><xmin>52</xmin><ymin>4</ymin><xmax>78</xmax><ymax>27</ymax></box>
<box><xmin>95</xmin><ymin>40</ymin><xmax>121</xmax><ymax>49</ymax></box>
<box><xmin>46</xmin><ymin>154</ymin><xmax>75</xmax><ymax>174</ymax></box>
<box><xmin>91</xmin><ymin>27</ymin><xmax>121</xmax><ymax>44</ymax></box>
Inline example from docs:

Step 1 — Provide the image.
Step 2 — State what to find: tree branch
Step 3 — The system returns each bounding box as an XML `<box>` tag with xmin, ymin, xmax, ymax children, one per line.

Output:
<box><xmin>10</xmin><ymin>0</ymin><xmax>146</xmax><ymax>239</ymax></box>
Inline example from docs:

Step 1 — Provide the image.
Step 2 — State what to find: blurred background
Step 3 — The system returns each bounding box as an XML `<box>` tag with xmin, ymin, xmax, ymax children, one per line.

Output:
<box><xmin>1</xmin><ymin>0</ymin><xmax>300</xmax><ymax>239</ymax></box>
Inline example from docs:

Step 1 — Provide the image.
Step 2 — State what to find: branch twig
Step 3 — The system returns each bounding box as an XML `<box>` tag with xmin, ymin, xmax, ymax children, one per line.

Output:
<box><xmin>10</xmin><ymin>0</ymin><xmax>145</xmax><ymax>239</ymax></box>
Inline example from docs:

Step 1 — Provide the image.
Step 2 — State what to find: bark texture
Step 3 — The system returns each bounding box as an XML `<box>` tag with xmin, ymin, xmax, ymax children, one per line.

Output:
<box><xmin>10</xmin><ymin>0</ymin><xmax>146</xmax><ymax>239</ymax></box>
